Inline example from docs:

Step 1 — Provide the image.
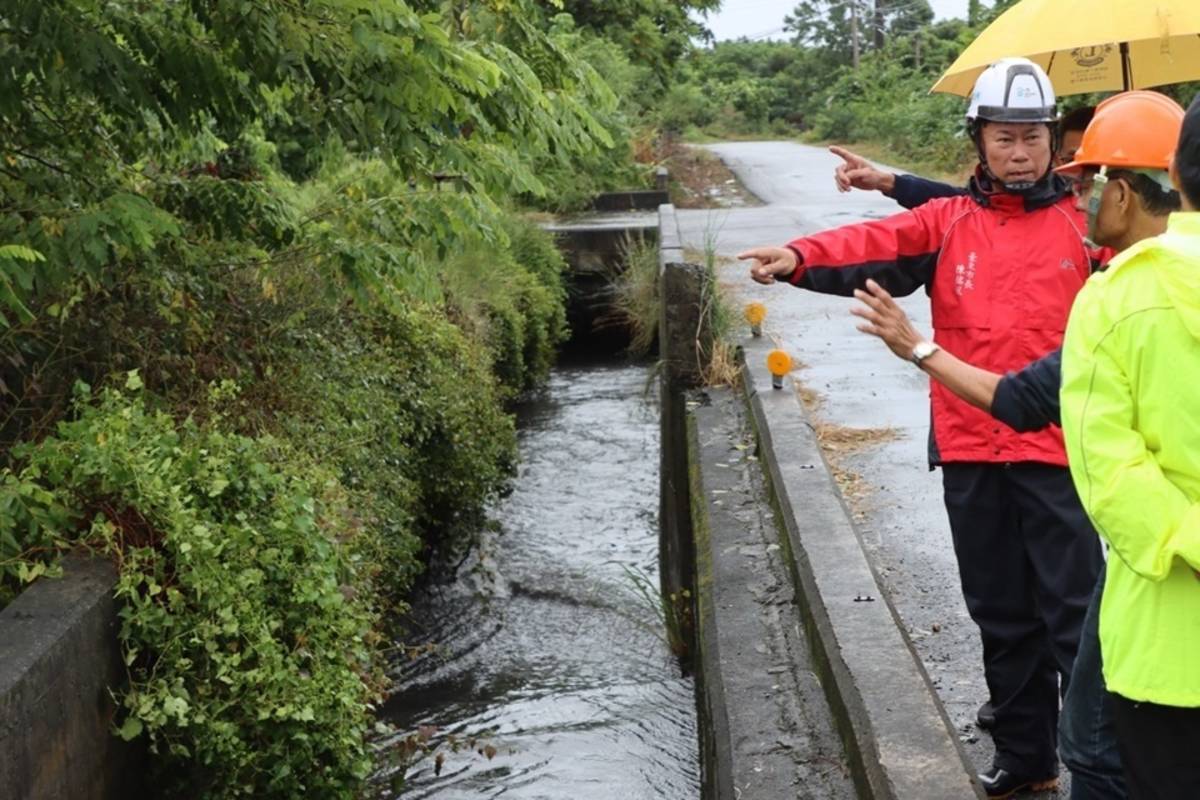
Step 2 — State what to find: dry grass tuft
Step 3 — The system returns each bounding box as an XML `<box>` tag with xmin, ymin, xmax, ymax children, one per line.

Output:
<box><xmin>605</xmin><ymin>234</ymin><xmax>660</xmax><ymax>356</ymax></box>
<box><xmin>815</xmin><ymin>423</ymin><xmax>898</xmax><ymax>452</ymax></box>
<box><xmin>796</xmin><ymin>384</ymin><xmax>822</xmax><ymax>412</ymax></box>
<box><xmin>794</xmin><ymin>382</ymin><xmax>897</xmax><ymax>521</ymax></box>
<box><xmin>702</xmin><ymin>339</ymin><xmax>741</xmax><ymax>388</ymax></box>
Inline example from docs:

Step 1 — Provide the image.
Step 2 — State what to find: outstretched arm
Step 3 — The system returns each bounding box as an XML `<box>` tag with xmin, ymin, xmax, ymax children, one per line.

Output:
<box><xmin>830</xmin><ymin>146</ymin><xmax>965</xmax><ymax>209</ymax></box>
<box><xmin>768</xmin><ymin>202</ymin><xmax>949</xmax><ymax>297</ymax></box>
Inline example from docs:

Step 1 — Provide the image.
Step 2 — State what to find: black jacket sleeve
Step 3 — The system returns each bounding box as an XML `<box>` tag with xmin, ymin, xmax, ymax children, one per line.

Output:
<box><xmin>888</xmin><ymin>174</ymin><xmax>966</xmax><ymax>210</ymax></box>
<box><xmin>990</xmin><ymin>348</ymin><xmax>1062</xmax><ymax>432</ymax></box>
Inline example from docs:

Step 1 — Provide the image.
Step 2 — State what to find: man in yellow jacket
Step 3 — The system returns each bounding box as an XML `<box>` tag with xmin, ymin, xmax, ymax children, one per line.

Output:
<box><xmin>1060</xmin><ymin>93</ymin><xmax>1200</xmax><ymax>799</ymax></box>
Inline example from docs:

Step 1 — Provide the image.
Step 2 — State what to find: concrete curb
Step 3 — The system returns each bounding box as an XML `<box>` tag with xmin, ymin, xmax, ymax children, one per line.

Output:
<box><xmin>738</xmin><ymin>336</ymin><xmax>984</xmax><ymax>800</ymax></box>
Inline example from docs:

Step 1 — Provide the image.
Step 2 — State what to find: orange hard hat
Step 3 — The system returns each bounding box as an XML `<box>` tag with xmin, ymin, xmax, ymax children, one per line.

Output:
<box><xmin>1056</xmin><ymin>91</ymin><xmax>1185</xmax><ymax>174</ymax></box>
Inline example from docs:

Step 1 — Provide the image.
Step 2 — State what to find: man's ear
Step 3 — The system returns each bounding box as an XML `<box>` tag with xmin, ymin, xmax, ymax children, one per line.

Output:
<box><xmin>1170</xmin><ymin>153</ymin><xmax>1182</xmax><ymax>193</ymax></box>
<box><xmin>1114</xmin><ymin>178</ymin><xmax>1131</xmax><ymax>212</ymax></box>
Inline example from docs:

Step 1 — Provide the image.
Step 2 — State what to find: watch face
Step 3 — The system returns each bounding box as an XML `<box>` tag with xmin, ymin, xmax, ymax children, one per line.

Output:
<box><xmin>913</xmin><ymin>342</ymin><xmax>937</xmax><ymax>362</ymax></box>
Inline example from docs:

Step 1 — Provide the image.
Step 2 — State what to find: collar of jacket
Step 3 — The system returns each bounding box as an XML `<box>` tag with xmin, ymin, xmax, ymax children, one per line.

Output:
<box><xmin>967</xmin><ymin>165</ymin><xmax>1070</xmax><ymax>213</ymax></box>
<box><xmin>1166</xmin><ymin>211</ymin><xmax>1200</xmax><ymax>239</ymax></box>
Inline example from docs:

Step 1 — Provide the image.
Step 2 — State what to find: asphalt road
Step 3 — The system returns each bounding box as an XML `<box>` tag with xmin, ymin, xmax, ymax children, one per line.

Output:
<box><xmin>676</xmin><ymin>141</ymin><xmax>1064</xmax><ymax>794</ymax></box>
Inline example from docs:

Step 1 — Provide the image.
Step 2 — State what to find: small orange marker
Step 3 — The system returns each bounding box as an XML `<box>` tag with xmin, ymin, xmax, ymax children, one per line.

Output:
<box><xmin>767</xmin><ymin>349</ymin><xmax>793</xmax><ymax>390</ymax></box>
<box><xmin>744</xmin><ymin>302</ymin><xmax>766</xmax><ymax>337</ymax></box>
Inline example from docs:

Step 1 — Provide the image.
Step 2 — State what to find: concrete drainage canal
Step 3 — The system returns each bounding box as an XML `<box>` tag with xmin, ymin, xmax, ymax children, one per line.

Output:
<box><xmin>0</xmin><ymin>203</ymin><xmax>983</xmax><ymax>800</ymax></box>
<box><xmin>364</xmin><ymin>202</ymin><xmax>981</xmax><ymax>800</ymax></box>
<box><xmin>368</xmin><ymin>201</ymin><xmax>699</xmax><ymax>798</ymax></box>
<box><xmin>370</xmin><ymin>358</ymin><xmax>700</xmax><ymax>798</ymax></box>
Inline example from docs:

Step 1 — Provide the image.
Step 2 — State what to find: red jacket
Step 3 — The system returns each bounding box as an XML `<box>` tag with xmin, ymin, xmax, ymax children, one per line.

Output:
<box><xmin>786</xmin><ymin>174</ymin><xmax>1104</xmax><ymax>466</ymax></box>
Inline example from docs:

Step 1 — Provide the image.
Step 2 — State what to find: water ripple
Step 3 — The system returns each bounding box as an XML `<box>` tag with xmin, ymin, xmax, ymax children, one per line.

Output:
<box><xmin>370</xmin><ymin>363</ymin><xmax>700</xmax><ymax>800</ymax></box>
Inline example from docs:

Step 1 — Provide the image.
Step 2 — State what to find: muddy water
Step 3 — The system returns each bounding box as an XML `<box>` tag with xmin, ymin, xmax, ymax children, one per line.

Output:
<box><xmin>370</xmin><ymin>361</ymin><xmax>700</xmax><ymax>800</ymax></box>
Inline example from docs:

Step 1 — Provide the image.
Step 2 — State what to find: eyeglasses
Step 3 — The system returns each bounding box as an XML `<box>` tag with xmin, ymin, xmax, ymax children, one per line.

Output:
<box><xmin>1069</xmin><ymin>171</ymin><xmax>1099</xmax><ymax>197</ymax></box>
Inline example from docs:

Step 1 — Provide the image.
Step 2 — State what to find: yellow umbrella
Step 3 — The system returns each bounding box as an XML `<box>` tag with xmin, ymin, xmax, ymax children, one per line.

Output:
<box><xmin>932</xmin><ymin>0</ymin><xmax>1200</xmax><ymax>97</ymax></box>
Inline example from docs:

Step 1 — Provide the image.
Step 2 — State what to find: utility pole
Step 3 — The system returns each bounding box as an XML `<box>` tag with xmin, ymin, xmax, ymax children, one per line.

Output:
<box><xmin>850</xmin><ymin>0</ymin><xmax>860</xmax><ymax>68</ymax></box>
<box><xmin>873</xmin><ymin>0</ymin><xmax>885</xmax><ymax>51</ymax></box>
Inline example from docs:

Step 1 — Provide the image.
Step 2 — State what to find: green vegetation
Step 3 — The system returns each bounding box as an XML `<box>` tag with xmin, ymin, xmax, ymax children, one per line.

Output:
<box><xmin>621</xmin><ymin>564</ymin><xmax>692</xmax><ymax>660</ymax></box>
<box><xmin>0</xmin><ymin>0</ymin><xmax>715</xmax><ymax>796</ymax></box>
<box><xmin>667</xmin><ymin>1</ymin><xmax>1200</xmax><ymax>176</ymax></box>
<box><xmin>695</xmin><ymin>219</ymin><xmax>742</xmax><ymax>388</ymax></box>
<box><xmin>5</xmin><ymin>381</ymin><xmax>380</xmax><ymax>796</ymax></box>
<box><xmin>611</xmin><ymin>235</ymin><xmax>661</xmax><ymax>357</ymax></box>
<box><xmin>662</xmin><ymin>3</ymin><xmax>1009</xmax><ymax>173</ymax></box>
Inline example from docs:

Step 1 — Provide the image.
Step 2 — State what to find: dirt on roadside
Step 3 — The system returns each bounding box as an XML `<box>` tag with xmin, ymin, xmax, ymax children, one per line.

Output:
<box><xmin>655</xmin><ymin>138</ymin><xmax>762</xmax><ymax>210</ymax></box>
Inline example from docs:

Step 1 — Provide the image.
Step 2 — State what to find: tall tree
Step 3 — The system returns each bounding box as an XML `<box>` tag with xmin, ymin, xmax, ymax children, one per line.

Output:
<box><xmin>873</xmin><ymin>0</ymin><xmax>885</xmax><ymax>50</ymax></box>
<box><xmin>558</xmin><ymin>0</ymin><xmax>721</xmax><ymax>84</ymax></box>
<box><xmin>784</xmin><ymin>0</ymin><xmax>858</xmax><ymax>67</ymax></box>
<box><xmin>884</xmin><ymin>0</ymin><xmax>933</xmax><ymax>38</ymax></box>
<box><xmin>968</xmin><ymin>0</ymin><xmax>982</xmax><ymax>25</ymax></box>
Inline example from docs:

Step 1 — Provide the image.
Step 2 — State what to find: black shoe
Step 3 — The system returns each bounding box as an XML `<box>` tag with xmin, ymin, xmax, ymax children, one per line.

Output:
<box><xmin>976</xmin><ymin>700</ymin><xmax>996</xmax><ymax>730</ymax></box>
<box><xmin>978</xmin><ymin>766</ymin><xmax>1058</xmax><ymax>799</ymax></box>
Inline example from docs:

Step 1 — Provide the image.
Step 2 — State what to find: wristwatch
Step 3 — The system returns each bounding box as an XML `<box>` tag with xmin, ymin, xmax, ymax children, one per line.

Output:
<box><xmin>910</xmin><ymin>341</ymin><xmax>941</xmax><ymax>366</ymax></box>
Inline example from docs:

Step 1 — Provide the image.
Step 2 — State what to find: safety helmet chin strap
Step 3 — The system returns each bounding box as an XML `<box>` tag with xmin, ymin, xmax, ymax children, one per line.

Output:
<box><xmin>1083</xmin><ymin>167</ymin><xmax>1173</xmax><ymax>248</ymax></box>
<box><xmin>1084</xmin><ymin>166</ymin><xmax>1109</xmax><ymax>249</ymax></box>
<box><xmin>970</xmin><ymin>119</ymin><xmax>1060</xmax><ymax>195</ymax></box>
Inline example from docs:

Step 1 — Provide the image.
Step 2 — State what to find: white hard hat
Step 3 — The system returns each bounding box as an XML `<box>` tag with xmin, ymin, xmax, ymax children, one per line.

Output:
<box><xmin>966</xmin><ymin>57</ymin><xmax>1057</xmax><ymax>124</ymax></box>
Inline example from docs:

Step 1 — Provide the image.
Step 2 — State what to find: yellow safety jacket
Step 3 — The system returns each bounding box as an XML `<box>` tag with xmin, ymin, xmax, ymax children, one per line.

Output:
<box><xmin>1061</xmin><ymin>212</ymin><xmax>1200</xmax><ymax>707</ymax></box>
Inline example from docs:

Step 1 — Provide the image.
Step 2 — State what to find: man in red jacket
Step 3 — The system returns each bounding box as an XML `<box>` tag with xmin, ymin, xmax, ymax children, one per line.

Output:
<box><xmin>739</xmin><ymin>57</ymin><xmax>1104</xmax><ymax>798</ymax></box>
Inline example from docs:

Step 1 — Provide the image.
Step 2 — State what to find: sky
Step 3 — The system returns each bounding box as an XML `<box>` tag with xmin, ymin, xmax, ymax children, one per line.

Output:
<box><xmin>702</xmin><ymin>0</ymin><xmax>971</xmax><ymax>42</ymax></box>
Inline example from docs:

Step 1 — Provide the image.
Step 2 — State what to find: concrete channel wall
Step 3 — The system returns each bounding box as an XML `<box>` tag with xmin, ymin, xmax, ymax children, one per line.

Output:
<box><xmin>689</xmin><ymin>386</ymin><xmax>865</xmax><ymax>800</ymax></box>
<box><xmin>0</xmin><ymin>555</ymin><xmax>143</xmax><ymax>800</ymax></box>
<box><xmin>658</xmin><ymin>203</ymin><xmax>707</xmax><ymax>610</ymax></box>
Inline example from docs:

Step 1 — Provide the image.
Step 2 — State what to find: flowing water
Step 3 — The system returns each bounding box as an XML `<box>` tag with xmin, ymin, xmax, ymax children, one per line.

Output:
<box><xmin>370</xmin><ymin>361</ymin><xmax>700</xmax><ymax>800</ymax></box>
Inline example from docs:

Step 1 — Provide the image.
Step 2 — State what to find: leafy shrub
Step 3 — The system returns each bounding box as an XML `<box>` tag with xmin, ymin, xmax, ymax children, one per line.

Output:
<box><xmin>442</xmin><ymin>219</ymin><xmax>569</xmax><ymax>399</ymax></box>
<box><xmin>0</xmin><ymin>381</ymin><xmax>378</xmax><ymax>798</ymax></box>
<box><xmin>505</xmin><ymin>216</ymin><xmax>569</xmax><ymax>302</ymax></box>
<box><xmin>0</xmin><ymin>276</ymin><xmax>541</xmax><ymax>798</ymax></box>
<box><xmin>0</xmin><ymin>1</ymin><xmax>628</xmax><ymax>795</ymax></box>
<box><xmin>659</xmin><ymin>83</ymin><xmax>718</xmax><ymax>134</ymax></box>
<box><xmin>265</xmin><ymin>302</ymin><xmax>518</xmax><ymax>581</ymax></box>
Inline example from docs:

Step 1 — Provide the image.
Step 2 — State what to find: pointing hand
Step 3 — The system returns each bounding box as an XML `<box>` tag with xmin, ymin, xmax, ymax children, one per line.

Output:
<box><xmin>831</xmin><ymin>146</ymin><xmax>896</xmax><ymax>195</ymax></box>
<box><xmin>738</xmin><ymin>247</ymin><xmax>799</xmax><ymax>285</ymax></box>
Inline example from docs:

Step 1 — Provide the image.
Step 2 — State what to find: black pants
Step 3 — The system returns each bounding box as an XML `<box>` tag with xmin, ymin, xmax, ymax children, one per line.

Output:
<box><xmin>942</xmin><ymin>463</ymin><xmax>1103</xmax><ymax>775</ymax></box>
<box><xmin>1111</xmin><ymin>694</ymin><xmax>1200</xmax><ymax>799</ymax></box>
